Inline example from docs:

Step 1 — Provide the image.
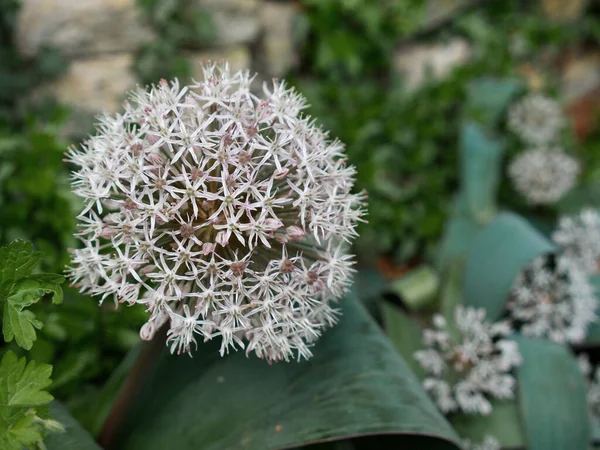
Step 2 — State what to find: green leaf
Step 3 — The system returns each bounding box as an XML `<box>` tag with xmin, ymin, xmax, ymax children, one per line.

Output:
<box><xmin>459</xmin><ymin>122</ymin><xmax>504</xmax><ymax>224</ymax></box>
<box><xmin>3</xmin><ymin>299</ymin><xmax>43</xmax><ymax>350</ymax></box>
<box><xmin>381</xmin><ymin>301</ymin><xmax>426</xmax><ymax>380</ymax></box>
<box><xmin>0</xmin><ymin>351</ymin><xmax>53</xmax><ymax>407</ymax></box>
<box><xmin>0</xmin><ymin>245</ymin><xmax>65</xmax><ymax>350</ymax></box>
<box><xmin>451</xmin><ymin>400</ymin><xmax>524</xmax><ymax>448</ymax></box>
<box><xmin>436</xmin><ymin>196</ymin><xmax>482</xmax><ymax>271</ymax></box>
<box><xmin>514</xmin><ymin>335</ymin><xmax>589</xmax><ymax>450</ymax></box>
<box><xmin>13</xmin><ymin>274</ymin><xmax>65</xmax><ymax>304</ymax></box>
<box><xmin>0</xmin><ymin>240</ymin><xmax>42</xmax><ymax>297</ymax></box>
<box><xmin>113</xmin><ymin>296</ymin><xmax>461</xmax><ymax>450</ymax></box>
<box><xmin>388</xmin><ymin>266</ymin><xmax>439</xmax><ymax>310</ymax></box>
<box><xmin>45</xmin><ymin>402</ymin><xmax>102</xmax><ymax>450</ymax></box>
<box><xmin>464</xmin><ymin>212</ymin><xmax>555</xmax><ymax>321</ymax></box>
<box><xmin>465</xmin><ymin>77</ymin><xmax>523</xmax><ymax>127</ymax></box>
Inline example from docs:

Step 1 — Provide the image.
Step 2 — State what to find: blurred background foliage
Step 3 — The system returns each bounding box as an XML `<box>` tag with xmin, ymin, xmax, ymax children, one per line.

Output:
<box><xmin>2</xmin><ymin>0</ymin><xmax>600</xmax><ymax>443</ymax></box>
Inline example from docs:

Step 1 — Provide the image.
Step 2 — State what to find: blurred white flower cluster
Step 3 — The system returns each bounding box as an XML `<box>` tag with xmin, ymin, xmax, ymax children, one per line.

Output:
<box><xmin>414</xmin><ymin>306</ymin><xmax>521</xmax><ymax>415</ymax></box>
<box><xmin>579</xmin><ymin>354</ymin><xmax>600</xmax><ymax>418</ymax></box>
<box><xmin>462</xmin><ymin>435</ymin><xmax>501</xmax><ymax>450</ymax></box>
<box><xmin>507</xmin><ymin>94</ymin><xmax>579</xmax><ymax>205</ymax></box>
<box><xmin>66</xmin><ymin>62</ymin><xmax>366</xmax><ymax>362</ymax></box>
<box><xmin>508</xmin><ymin>148</ymin><xmax>579</xmax><ymax>205</ymax></box>
<box><xmin>553</xmin><ymin>209</ymin><xmax>600</xmax><ymax>274</ymax></box>
<box><xmin>508</xmin><ymin>94</ymin><xmax>564</xmax><ymax>145</ymax></box>
<box><xmin>508</xmin><ymin>255</ymin><xmax>597</xmax><ymax>344</ymax></box>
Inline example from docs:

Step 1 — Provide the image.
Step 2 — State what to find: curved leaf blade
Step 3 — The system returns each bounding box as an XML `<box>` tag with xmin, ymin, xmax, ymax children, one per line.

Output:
<box><xmin>113</xmin><ymin>296</ymin><xmax>461</xmax><ymax>450</ymax></box>
<box><xmin>464</xmin><ymin>212</ymin><xmax>555</xmax><ymax>321</ymax></box>
<box><xmin>45</xmin><ymin>401</ymin><xmax>102</xmax><ymax>450</ymax></box>
<box><xmin>514</xmin><ymin>335</ymin><xmax>589</xmax><ymax>450</ymax></box>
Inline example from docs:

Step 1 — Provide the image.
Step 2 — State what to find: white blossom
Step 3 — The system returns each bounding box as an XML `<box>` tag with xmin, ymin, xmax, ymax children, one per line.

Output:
<box><xmin>508</xmin><ymin>148</ymin><xmax>579</xmax><ymax>205</ymax></box>
<box><xmin>508</xmin><ymin>94</ymin><xmax>564</xmax><ymax>145</ymax></box>
<box><xmin>553</xmin><ymin>209</ymin><xmax>600</xmax><ymax>274</ymax></box>
<box><xmin>579</xmin><ymin>354</ymin><xmax>600</xmax><ymax>418</ymax></box>
<box><xmin>66</xmin><ymin>62</ymin><xmax>367</xmax><ymax>363</ymax></box>
<box><xmin>414</xmin><ymin>306</ymin><xmax>522</xmax><ymax>416</ymax></box>
<box><xmin>462</xmin><ymin>435</ymin><xmax>501</xmax><ymax>450</ymax></box>
<box><xmin>508</xmin><ymin>254</ymin><xmax>597</xmax><ymax>344</ymax></box>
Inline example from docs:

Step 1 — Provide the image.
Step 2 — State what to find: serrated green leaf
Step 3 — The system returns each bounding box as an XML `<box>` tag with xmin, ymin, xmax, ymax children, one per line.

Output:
<box><xmin>112</xmin><ymin>295</ymin><xmax>461</xmax><ymax>450</ymax></box>
<box><xmin>515</xmin><ymin>335</ymin><xmax>589</xmax><ymax>450</ymax></box>
<box><xmin>464</xmin><ymin>212</ymin><xmax>555</xmax><ymax>321</ymax></box>
<box><xmin>13</xmin><ymin>274</ymin><xmax>65</xmax><ymax>305</ymax></box>
<box><xmin>0</xmin><ymin>351</ymin><xmax>53</xmax><ymax>407</ymax></box>
<box><xmin>3</xmin><ymin>293</ymin><xmax>44</xmax><ymax>350</ymax></box>
<box><xmin>0</xmin><ymin>240</ymin><xmax>42</xmax><ymax>297</ymax></box>
<box><xmin>460</xmin><ymin>122</ymin><xmax>504</xmax><ymax>224</ymax></box>
<box><xmin>0</xmin><ymin>241</ymin><xmax>65</xmax><ymax>350</ymax></box>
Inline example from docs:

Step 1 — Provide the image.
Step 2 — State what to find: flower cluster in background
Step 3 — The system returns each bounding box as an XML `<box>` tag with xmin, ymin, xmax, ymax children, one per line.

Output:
<box><xmin>414</xmin><ymin>306</ymin><xmax>522</xmax><ymax>415</ymax></box>
<box><xmin>66</xmin><ymin>63</ymin><xmax>366</xmax><ymax>363</ymax></box>
<box><xmin>507</xmin><ymin>94</ymin><xmax>580</xmax><ymax>205</ymax></box>
<box><xmin>579</xmin><ymin>354</ymin><xmax>600</xmax><ymax>419</ymax></box>
<box><xmin>553</xmin><ymin>209</ymin><xmax>600</xmax><ymax>274</ymax></box>
<box><xmin>462</xmin><ymin>435</ymin><xmax>501</xmax><ymax>450</ymax></box>
<box><xmin>508</xmin><ymin>254</ymin><xmax>597</xmax><ymax>343</ymax></box>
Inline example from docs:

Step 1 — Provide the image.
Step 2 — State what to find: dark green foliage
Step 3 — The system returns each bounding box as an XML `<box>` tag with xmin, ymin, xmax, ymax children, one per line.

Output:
<box><xmin>135</xmin><ymin>0</ymin><xmax>216</xmax><ymax>85</ymax></box>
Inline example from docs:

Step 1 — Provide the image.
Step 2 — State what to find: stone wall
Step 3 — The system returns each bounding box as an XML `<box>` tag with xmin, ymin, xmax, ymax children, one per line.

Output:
<box><xmin>16</xmin><ymin>0</ymin><xmax>299</xmax><ymax>119</ymax></box>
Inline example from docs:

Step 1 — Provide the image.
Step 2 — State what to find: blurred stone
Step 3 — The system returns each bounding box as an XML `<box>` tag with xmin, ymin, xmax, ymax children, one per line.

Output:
<box><xmin>420</xmin><ymin>0</ymin><xmax>479</xmax><ymax>31</ymax></box>
<box><xmin>187</xmin><ymin>46</ymin><xmax>251</xmax><ymax>81</ymax></box>
<box><xmin>48</xmin><ymin>53</ymin><xmax>136</xmax><ymax>114</ymax></box>
<box><xmin>258</xmin><ymin>1</ymin><xmax>298</xmax><ymax>77</ymax></box>
<box><xmin>394</xmin><ymin>38</ymin><xmax>471</xmax><ymax>91</ymax></box>
<box><xmin>561</xmin><ymin>53</ymin><xmax>600</xmax><ymax>104</ymax></box>
<box><xmin>541</xmin><ymin>0</ymin><xmax>587</xmax><ymax>23</ymax></box>
<box><xmin>16</xmin><ymin>0</ymin><xmax>153</xmax><ymax>58</ymax></box>
<box><xmin>195</xmin><ymin>0</ymin><xmax>259</xmax><ymax>46</ymax></box>
<box><xmin>561</xmin><ymin>52</ymin><xmax>600</xmax><ymax>141</ymax></box>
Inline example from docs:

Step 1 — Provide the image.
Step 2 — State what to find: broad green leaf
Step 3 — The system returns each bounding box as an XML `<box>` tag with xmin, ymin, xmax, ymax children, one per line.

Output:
<box><xmin>388</xmin><ymin>266</ymin><xmax>439</xmax><ymax>310</ymax></box>
<box><xmin>451</xmin><ymin>400</ymin><xmax>524</xmax><ymax>448</ymax></box>
<box><xmin>381</xmin><ymin>301</ymin><xmax>426</xmax><ymax>380</ymax></box>
<box><xmin>0</xmin><ymin>240</ymin><xmax>42</xmax><ymax>297</ymax></box>
<box><xmin>464</xmin><ymin>212</ymin><xmax>555</xmax><ymax>321</ymax></box>
<box><xmin>436</xmin><ymin>212</ymin><xmax>482</xmax><ymax>271</ymax></box>
<box><xmin>460</xmin><ymin>122</ymin><xmax>504</xmax><ymax>224</ymax></box>
<box><xmin>113</xmin><ymin>296</ymin><xmax>461</xmax><ymax>450</ymax></box>
<box><xmin>45</xmin><ymin>402</ymin><xmax>102</xmax><ymax>450</ymax></box>
<box><xmin>515</xmin><ymin>336</ymin><xmax>589</xmax><ymax>450</ymax></box>
<box><xmin>465</xmin><ymin>77</ymin><xmax>523</xmax><ymax>126</ymax></box>
<box><xmin>0</xmin><ymin>351</ymin><xmax>53</xmax><ymax>407</ymax></box>
<box><xmin>439</xmin><ymin>262</ymin><xmax>465</xmax><ymax>341</ymax></box>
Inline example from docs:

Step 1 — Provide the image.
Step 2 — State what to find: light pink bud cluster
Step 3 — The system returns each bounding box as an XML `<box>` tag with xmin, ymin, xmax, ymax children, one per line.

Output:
<box><xmin>66</xmin><ymin>62</ymin><xmax>367</xmax><ymax>362</ymax></box>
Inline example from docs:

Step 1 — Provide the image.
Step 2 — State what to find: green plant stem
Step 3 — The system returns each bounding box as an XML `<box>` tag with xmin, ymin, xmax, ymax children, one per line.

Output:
<box><xmin>98</xmin><ymin>326</ymin><xmax>167</xmax><ymax>449</ymax></box>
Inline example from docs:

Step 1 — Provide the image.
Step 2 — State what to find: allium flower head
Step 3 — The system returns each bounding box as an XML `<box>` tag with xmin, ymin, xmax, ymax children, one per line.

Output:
<box><xmin>462</xmin><ymin>435</ymin><xmax>501</xmax><ymax>450</ymax></box>
<box><xmin>553</xmin><ymin>209</ymin><xmax>600</xmax><ymax>274</ymax></box>
<box><xmin>508</xmin><ymin>148</ymin><xmax>579</xmax><ymax>205</ymax></box>
<box><xmin>66</xmin><ymin>62</ymin><xmax>366</xmax><ymax>362</ymax></box>
<box><xmin>508</xmin><ymin>254</ymin><xmax>597</xmax><ymax>343</ymax></box>
<box><xmin>414</xmin><ymin>306</ymin><xmax>521</xmax><ymax>415</ymax></box>
<box><xmin>508</xmin><ymin>94</ymin><xmax>564</xmax><ymax>145</ymax></box>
